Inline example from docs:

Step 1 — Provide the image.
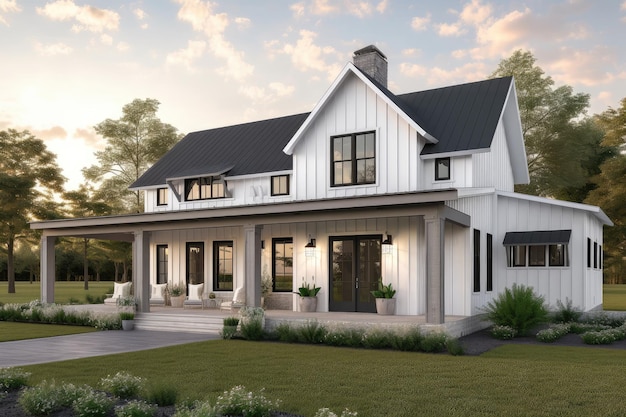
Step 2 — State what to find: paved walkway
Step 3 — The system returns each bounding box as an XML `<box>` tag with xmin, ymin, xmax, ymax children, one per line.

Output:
<box><xmin>0</xmin><ymin>330</ymin><xmax>220</xmax><ymax>367</ymax></box>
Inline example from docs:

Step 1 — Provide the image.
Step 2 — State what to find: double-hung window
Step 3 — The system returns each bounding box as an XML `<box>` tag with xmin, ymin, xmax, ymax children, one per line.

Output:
<box><xmin>271</xmin><ymin>175</ymin><xmax>289</xmax><ymax>196</ymax></box>
<box><xmin>331</xmin><ymin>131</ymin><xmax>376</xmax><ymax>186</ymax></box>
<box><xmin>213</xmin><ymin>241</ymin><xmax>233</xmax><ymax>291</ymax></box>
<box><xmin>185</xmin><ymin>177</ymin><xmax>225</xmax><ymax>201</ymax></box>
<box><xmin>272</xmin><ymin>238</ymin><xmax>293</xmax><ymax>292</ymax></box>
<box><xmin>157</xmin><ymin>188</ymin><xmax>168</xmax><ymax>206</ymax></box>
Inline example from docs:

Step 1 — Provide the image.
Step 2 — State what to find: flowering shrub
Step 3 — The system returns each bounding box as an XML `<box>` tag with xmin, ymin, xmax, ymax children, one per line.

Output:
<box><xmin>536</xmin><ymin>323</ymin><xmax>571</xmax><ymax>343</ymax></box>
<box><xmin>0</xmin><ymin>301</ymin><xmax>120</xmax><ymax>330</ymax></box>
<box><xmin>0</xmin><ymin>367</ymin><xmax>31</xmax><ymax>391</ymax></box>
<box><xmin>72</xmin><ymin>389</ymin><xmax>114</xmax><ymax>417</ymax></box>
<box><xmin>581</xmin><ymin>330</ymin><xmax>618</xmax><ymax>345</ymax></box>
<box><xmin>18</xmin><ymin>380</ymin><xmax>87</xmax><ymax>416</ymax></box>
<box><xmin>315</xmin><ymin>408</ymin><xmax>358</xmax><ymax>417</ymax></box>
<box><xmin>173</xmin><ymin>400</ymin><xmax>214</xmax><ymax>417</ymax></box>
<box><xmin>213</xmin><ymin>385</ymin><xmax>280</xmax><ymax>417</ymax></box>
<box><xmin>115</xmin><ymin>399</ymin><xmax>157</xmax><ymax>417</ymax></box>
<box><xmin>490</xmin><ymin>324</ymin><xmax>517</xmax><ymax>340</ymax></box>
<box><xmin>100</xmin><ymin>371</ymin><xmax>145</xmax><ymax>399</ymax></box>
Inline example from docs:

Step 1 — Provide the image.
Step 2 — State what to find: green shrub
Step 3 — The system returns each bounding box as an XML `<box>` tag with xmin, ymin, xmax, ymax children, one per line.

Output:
<box><xmin>483</xmin><ymin>284</ymin><xmax>548</xmax><ymax>336</ymax></box>
<box><xmin>419</xmin><ymin>333</ymin><xmax>448</xmax><ymax>353</ymax></box>
<box><xmin>72</xmin><ymin>389</ymin><xmax>114</xmax><ymax>417</ymax></box>
<box><xmin>298</xmin><ymin>320</ymin><xmax>327</xmax><ymax>344</ymax></box>
<box><xmin>582</xmin><ymin>313</ymin><xmax>625</xmax><ymax>328</ymax></box>
<box><xmin>536</xmin><ymin>323</ymin><xmax>571</xmax><ymax>343</ymax></box>
<box><xmin>240</xmin><ymin>318</ymin><xmax>264</xmax><ymax>341</ymax></box>
<box><xmin>552</xmin><ymin>298</ymin><xmax>582</xmax><ymax>323</ymax></box>
<box><xmin>315</xmin><ymin>407</ymin><xmax>358</xmax><ymax>417</ymax></box>
<box><xmin>213</xmin><ymin>385</ymin><xmax>280</xmax><ymax>417</ymax></box>
<box><xmin>569</xmin><ymin>322</ymin><xmax>609</xmax><ymax>334</ymax></box>
<box><xmin>115</xmin><ymin>399</ymin><xmax>157</xmax><ymax>417</ymax></box>
<box><xmin>361</xmin><ymin>328</ymin><xmax>394</xmax><ymax>349</ymax></box>
<box><xmin>490</xmin><ymin>324</ymin><xmax>517</xmax><ymax>340</ymax></box>
<box><xmin>324</xmin><ymin>327</ymin><xmax>363</xmax><ymax>348</ymax></box>
<box><xmin>581</xmin><ymin>330</ymin><xmax>618</xmax><ymax>345</ymax></box>
<box><xmin>173</xmin><ymin>399</ymin><xmax>214</xmax><ymax>417</ymax></box>
<box><xmin>275</xmin><ymin>323</ymin><xmax>299</xmax><ymax>343</ymax></box>
<box><xmin>0</xmin><ymin>367</ymin><xmax>31</xmax><ymax>390</ymax></box>
<box><xmin>145</xmin><ymin>382</ymin><xmax>178</xmax><ymax>406</ymax></box>
<box><xmin>223</xmin><ymin>317</ymin><xmax>240</xmax><ymax>326</ymax></box>
<box><xmin>18</xmin><ymin>380</ymin><xmax>86</xmax><ymax>416</ymax></box>
<box><xmin>100</xmin><ymin>371</ymin><xmax>145</xmax><ymax>399</ymax></box>
<box><xmin>445</xmin><ymin>338</ymin><xmax>465</xmax><ymax>356</ymax></box>
<box><xmin>390</xmin><ymin>327</ymin><xmax>422</xmax><ymax>351</ymax></box>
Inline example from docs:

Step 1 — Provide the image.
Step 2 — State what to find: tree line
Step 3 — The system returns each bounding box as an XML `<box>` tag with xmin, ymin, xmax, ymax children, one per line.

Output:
<box><xmin>1</xmin><ymin>50</ymin><xmax>626</xmax><ymax>295</ymax></box>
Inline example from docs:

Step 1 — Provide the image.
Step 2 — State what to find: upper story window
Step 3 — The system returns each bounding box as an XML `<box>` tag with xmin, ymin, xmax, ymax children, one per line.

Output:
<box><xmin>331</xmin><ymin>131</ymin><xmax>375</xmax><ymax>187</ymax></box>
<box><xmin>157</xmin><ymin>188</ymin><xmax>168</xmax><ymax>206</ymax></box>
<box><xmin>184</xmin><ymin>177</ymin><xmax>225</xmax><ymax>201</ymax></box>
<box><xmin>435</xmin><ymin>157</ymin><xmax>450</xmax><ymax>181</ymax></box>
<box><xmin>271</xmin><ymin>175</ymin><xmax>290</xmax><ymax>196</ymax></box>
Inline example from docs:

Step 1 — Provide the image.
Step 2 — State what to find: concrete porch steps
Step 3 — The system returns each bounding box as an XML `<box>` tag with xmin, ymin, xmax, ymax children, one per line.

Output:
<box><xmin>135</xmin><ymin>312</ymin><xmax>223</xmax><ymax>334</ymax></box>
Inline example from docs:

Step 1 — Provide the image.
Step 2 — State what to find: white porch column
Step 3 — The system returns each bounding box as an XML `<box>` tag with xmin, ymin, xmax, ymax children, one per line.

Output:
<box><xmin>40</xmin><ymin>236</ymin><xmax>56</xmax><ymax>304</ymax></box>
<box><xmin>425</xmin><ymin>212</ymin><xmax>445</xmax><ymax>324</ymax></box>
<box><xmin>133</xmin><ymin>230</ymin><xmax>151</xmax><ymax>313</ymax></box>
<box><xmin>243</xmin><ymin>224</ymin><xmax>263</xmax><ymax>307</ymax></box>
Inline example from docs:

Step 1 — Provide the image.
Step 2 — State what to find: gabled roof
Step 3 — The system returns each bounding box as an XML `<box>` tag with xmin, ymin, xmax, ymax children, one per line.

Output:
<box><xmin>130</xmin><ymin>113</ymin><xmax>309</xmax><ymax>189</ymax></box>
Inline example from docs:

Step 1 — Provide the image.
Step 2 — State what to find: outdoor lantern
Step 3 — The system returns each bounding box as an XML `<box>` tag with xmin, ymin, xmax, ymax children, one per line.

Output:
<box><xmin>305</xmin><ymin>236</ymin><xmax>316</xmax><ymax>257</ymax></box>
<box><xmin>382</xmin><ymin>233</ymin><xmax>393</xmax><ymax>254</ymax></box>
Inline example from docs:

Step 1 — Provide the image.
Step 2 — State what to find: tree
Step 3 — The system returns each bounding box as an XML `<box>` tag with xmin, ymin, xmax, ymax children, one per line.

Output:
<box><xmin>63</xmin><ymin>185</ymin><xmax>114</xmax><ymax>289</ymax></box>
<box><xmin>586</xmin><ymin>98</ymin><xmax>626</xmax><ymax>282</ymax></box>
<box><xmin>490</xmin><ymin>50</ymin><xmax>600</xmax><ymax>200</ymax></box>
<box><xmin>83</xmin><ymin>98</ymin><xmax>182</xmax><ymax>213</ymax></box>
<box><xmin>0</xmin><ymin>129</ymin><xmax>64</xmax><ymax>293</ymax></box>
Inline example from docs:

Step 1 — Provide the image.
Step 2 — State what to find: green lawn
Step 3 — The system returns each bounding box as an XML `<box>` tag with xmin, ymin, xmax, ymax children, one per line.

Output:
<box><xmin>0</xmin><ymin>281</ymin><xmax>113</xmax><ymax>305</ymax></box>
<box><xmin>0</xmin><ymin>321</ymin><xmax>97</xmax><ymax>341</ymax></box>
<box><xmin>16</xmin><ymin>340</ymin><xmax>626</xmax><ymax>417</ymax></box>
<box><xmin>602</xmin><ymin>284</ymin><xmax>626</xmax><ymax>311</ymax></box>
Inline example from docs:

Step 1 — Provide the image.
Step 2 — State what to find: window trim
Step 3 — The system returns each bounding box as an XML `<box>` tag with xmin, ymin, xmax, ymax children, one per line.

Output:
<box><xmin>435</xmin><ymin>157</ymin><xmax>451</xmax><ymax>181</ymax></box>
<box><xmin>486</xmin><ymin>233</ymin><xmax>493</xmax><ymax>292</ymax></box>
<box><xmin>156</xmin><ymin>244</ymin><xmax>168</xmax><ymax>284</ymax></box>
<box><xmin>330</xmin><ymin>131</ymin><xmax>376</xmax><ymax>187</ymax></box>
<box><xmin>157</xmin><ymin>188</ymin><xmax>168</xmax><ymax>206</ymax></box>
<box><xmin>473</xmin><ymin>229</ymin><xmax>480</xmax><ymax>292</ymax></box>
<box><xmin>213</xmin><ymin>241</ymin><xmax>234</xmax><ymax>291</ymax></box>
<box><xmin>272</xmin><ymin>238</ymin><xmax>293</xmax><ymax>292</ymax></box>
<box><xmin>271</xmin><ymin>175</ymin><xmax>290</xmax><ymax>196</ymax></box>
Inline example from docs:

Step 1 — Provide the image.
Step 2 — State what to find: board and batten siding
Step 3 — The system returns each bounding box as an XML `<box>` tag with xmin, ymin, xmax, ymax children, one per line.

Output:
<box><xmin>292</xmin><ymin>73</ymin><xmax>428</xmax><ymax>201</ymax></box>
<box><xmin>472</xmin><ymin>120</ymin><xmax>515</xmax><ymax>191</ymax></box>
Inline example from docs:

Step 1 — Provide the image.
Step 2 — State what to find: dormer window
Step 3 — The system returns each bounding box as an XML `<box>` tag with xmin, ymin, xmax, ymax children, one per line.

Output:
<box><xmin>185</xmin><ymin>177</ymin><xmax>226</xmax><ymax>201</ymax></box>
<box><xmin>435</xmin><ymin>157</ymin><xmax>450</xmax><ymax>181</ymax></box>
<box><xmin>331</xmin><ymin>131</ymin><xmax>376</xmax><ymax>187</ymax></box>
<box><xmin>271</xmin><ymin>175</ymin><xmax>289</xmax><ymax>196</ymax></box>
<box><xmin>157</xmin><ymin>188</ymin><xmax>168</xmax><ymax>206</ymax></box>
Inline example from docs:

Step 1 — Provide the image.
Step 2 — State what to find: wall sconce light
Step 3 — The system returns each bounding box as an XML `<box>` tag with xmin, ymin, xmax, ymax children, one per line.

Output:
<box><xmin>305</xmin><ymin>235</ymin><xmax>316</xmax><ymax>257</ymax></box>
<box><xmin>382</xmin><ymin>233</ymin><xmax>393</xmax><ymax>254</ymax></box>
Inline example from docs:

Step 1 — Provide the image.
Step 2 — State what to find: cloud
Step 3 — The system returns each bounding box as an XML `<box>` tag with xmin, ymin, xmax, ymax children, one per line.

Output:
<box><xmin>100</xmin><ymin>34</ymin><xmax>112</xmax><ymax>45</ymax></box>
<box><xmin>0</xmin><ymin>0</ymin><xmax>21</xmax><ymax>25</ymax></box>
<box><xmin>270</xmin><ymin>30</ymin><xmax>342</xmax><ymax>81</ymax></box>
<box><xmin>546</xmin><ymin>46</ymin><xmax>619</xmax><ymax>87</ymax></box>
<box><xmin>32</xmin><ymin>125</ymin><xmax>68</xmax><ymax>141</ymax></box>
<box><xmin>401</xmin><ymin>48</ymin><xmax>420</xmax><ymax>57</ymax></box>
<box><xmin>36</xmin><ymin>0</ymin><xmax>119</xmax><ymax>33</ymax></box>
<box><xmin>400</xmin><ymin>61</ymin><xmax>488</xmax><ymax>86</ymax></box>
<box><xmin>117</xmin><ymin>41</ymin><xmax>130</xmax><ymax>52</ymax></box>
<box><xmin>376</xmin><ymin>0</ymin><xmax>389</xmax><ymax>13</ymax></box>
<box><xmin>290</xmin><ymin>0</ymin><xmax>385</xmax><ymax>18</ymax></box>
<box><xmin>436</xmin><ymin>22</ymin><xmax>465</xmax><ymax>36</ymax></box>
<box><xmin>459</xmin><ymin>0</ymin><xmax>492</xmax><ymax>26</ymax></box>
<box><xmin>134</xmin><ymin>8</ymin><xmax>148</xmax><ymax>29</ymax></box>
<box><xmin>234</xmin><ymin>17</ymin><xmax>250</xmax><ymax>29</ymax></box>
<box><xmin>34</xmin><ymin>41</ymin><xmax>73</xmax><ymax>56</ymax></box>
<box><xmin>74</xmin><ymin>127</ymin><xmax>101</xmax><ymax>148</ymax></box>
<box><xmin>290</xmin><ymin>2</ymin><xmax>305</xmax><ymax>18</ymax></box>
<box><xmin>411</xmin><ymin>14</ymin><xmax>430</xmax><ymax>31</ymax></box>
<box><xmin>166</xmin><ymin>40</ymin><xmax>207</xmax><ymax>71</ymax></box>
<box><xmin>175</xmin><ymin>0</ymin><xmax>253</xmax><ymax>81</ymax></box>
<box><xmin>238</xmin><ymin>82</ymin><xmax>295</xmax><ymax>102</ymax></box>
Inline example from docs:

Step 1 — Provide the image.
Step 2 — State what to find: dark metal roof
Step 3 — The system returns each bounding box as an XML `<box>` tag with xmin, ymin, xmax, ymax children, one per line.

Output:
<box><xmin>503</xmin><ymin>230</ymin><xmax>572</xmax><ymax>246</ymax></box>
<box><xmin>400</xmin><ymin>76</ymin><xmax>513</xmax><ymax>156</ymax></box>
<box><xmin>130</xmin><ymin>113</ymin><xmax>309</xmax><ymax>188</ymax></box>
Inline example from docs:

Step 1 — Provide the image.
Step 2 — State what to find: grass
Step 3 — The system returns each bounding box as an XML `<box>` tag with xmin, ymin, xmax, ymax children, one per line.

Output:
<box><xmin>0</xmin><ymin>321</ymin><xmax>97</xmax><ymax>342</ymax></box>
<box><xmin>0</xmin><ymin>281</ymin><xmax>113</xmax><ymax>305</ymax></box>
<box><xmin>15</xmin><ymin>339</ymin><xmax>626</xmax><ymax>417</ymax></box>
<box><xmin>602</xmin><ymin>284</ymin><xmax>626</xmax><ymax>311</ymax></box>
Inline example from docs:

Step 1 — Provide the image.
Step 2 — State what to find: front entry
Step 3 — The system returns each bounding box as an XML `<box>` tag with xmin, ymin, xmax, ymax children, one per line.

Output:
<box><xmin>329</xmin><ymin>235</ymin><xmax>382</xmax><ymax>312</ymax></box>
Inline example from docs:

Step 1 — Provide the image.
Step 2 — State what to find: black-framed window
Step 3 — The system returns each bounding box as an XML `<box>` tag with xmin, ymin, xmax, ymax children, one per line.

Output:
<box><xmin>528</xmin><ymin>245</ymin><xmax>546</xmax><ymax>267</ymax></box>
<box><xmin>156</xmin><ymin>244</ymin><xmax>168</xmax><ymax>284</ymax></box>
<box><xmin>271</xmin><ymin>175</ymin><xmax>290</xmax><ymax>196</ymax></box>
<box><xmin>587</xmin><ymin>238</ymin><xmax>591</xmax><ymax>268</ymax></box>
<box><xmin>331</xmin><ymin>131</ymin><xmax>375</xmax><ymax>186</ymax></box>
<box><xmin>549</xmin><ymin>244</ymin><xmax>567</xmax><ymax>267</ymax></box>
<box><xmin>157</xmin><ymin>188</ymin><xmax>168</xmax><ymax>206</ymax></box>
<box><xmin>213</xmin><ymin>241</ymin><xmax>233</xmax><ymax>291</ymax></box>
<box><xmin>272</xmin><ymin>238</ymin><xmax>293</xmax><ymax>292</ymax></box>
<box><xmin>186</xmin><ymin>242</ymin><xmax>204</xmax><ymax>286</ymax></box>
<box><xmin>435</xmin><ymin>157</ymin><xmax>451</xmax><ymax>181</ymax></box>
<box><xmin>487</xmin><ymin>233</ymin><xmax>493</xmax><ymax>292</ymax></box>
<box><xmin>473</xmin><ymin>229</ymin><xmax>480</xmax><ymax>292</ymax></box>
<box><xmin>594</xmin><ymin>241</ymin><xmax>598</xmax><ymax>269</ymax></box>
<box><xmin>185</xmin><ymin>177</ymin><xmax>225</xmax><ymax>201</ymax></box>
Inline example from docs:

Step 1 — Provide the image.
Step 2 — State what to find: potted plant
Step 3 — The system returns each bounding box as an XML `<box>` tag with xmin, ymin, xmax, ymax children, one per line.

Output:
<box><xmin>296</xmin><ymin>276</ymin><xmax>320</xmax><ymax>312</ymax></box>
<box><xmin>119</xmin><ymin>311</ymin><xmax>135</xmax><ymax>331</ymax></box>
<box><xmin>168</xmin><ymin>283</ymin><xmax>186</xmax><ymax>308</ymax></box>
<box><xmin>222</xmin><ymin>317</ymin><xmax>239</xmax><ymax>339</ymax></box>
<box><xmin>371</xmin><ymin>280</ymin><xmax>396</xmax><ymax>315</ymax></box>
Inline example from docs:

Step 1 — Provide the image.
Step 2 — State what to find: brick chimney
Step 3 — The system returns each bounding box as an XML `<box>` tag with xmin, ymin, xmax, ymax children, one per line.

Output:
<box><xmin>353</xmin><ymin>45</ymin><xmax>388</xmax><ymax>88</ymax></box>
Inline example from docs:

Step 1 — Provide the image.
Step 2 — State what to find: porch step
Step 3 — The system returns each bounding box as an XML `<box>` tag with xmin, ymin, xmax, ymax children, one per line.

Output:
<box><xmin>134</xmin><ymin>312</ymin><xmax>223</xmax><ymax>334</ymax></box>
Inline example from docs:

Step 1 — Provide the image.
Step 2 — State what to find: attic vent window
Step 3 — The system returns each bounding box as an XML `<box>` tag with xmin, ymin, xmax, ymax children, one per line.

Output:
<box><xmin>185</xmin><ymin>177</ymin><xmax>226</xmax><ymax>201</ymax></box>
<box><xmin>435</xmin><ymin>158</ymin><xmax>450</xmax><ymax>181</ymax></box>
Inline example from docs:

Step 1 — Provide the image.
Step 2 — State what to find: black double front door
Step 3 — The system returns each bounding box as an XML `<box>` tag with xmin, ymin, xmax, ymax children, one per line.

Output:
<box><xmin>329</xmin><ymin>235</ymin><xmax>382</xmax><ymax>312</ymax></box>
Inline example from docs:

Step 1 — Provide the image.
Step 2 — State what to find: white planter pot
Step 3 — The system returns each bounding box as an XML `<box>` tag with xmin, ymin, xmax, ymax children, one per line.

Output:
<box><xmin>375</xmin><ymin>298</ymin><xmax>396</xmax><ymax>315</ymax></box>
<box><xmin>121</xmin><ymin>320</ymin><xmax>135</xmax><ymax>331</ymax></box>
<box><xmin>299</xmin><ymin>296</ymin><xmax>318</xmax><ymax>312</ymax></box>
<box><xmin>170</xmin><ymin>295</ymin><xmax>185</xmax><ymax>308</ymax></box>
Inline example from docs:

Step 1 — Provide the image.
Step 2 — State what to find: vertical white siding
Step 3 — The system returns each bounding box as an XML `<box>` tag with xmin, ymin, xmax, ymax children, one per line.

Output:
<box><xmin>472</xmin><ymin>121</ymin><xmax>515</xmax><ymax>191</ymax></box>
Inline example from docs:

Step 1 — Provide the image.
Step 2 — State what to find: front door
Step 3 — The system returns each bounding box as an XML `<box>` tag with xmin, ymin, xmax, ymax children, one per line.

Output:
<box><xmin>329</xmin><ymin>235</ymin><xmax>381</xmax><ymax>312</ymax></box>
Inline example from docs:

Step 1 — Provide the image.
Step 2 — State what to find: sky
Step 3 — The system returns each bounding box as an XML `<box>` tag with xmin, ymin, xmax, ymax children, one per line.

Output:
<box><xmin>1</xmin><ymin>0</ymin><xmax>625</xmax><ymax>189</ymax></box>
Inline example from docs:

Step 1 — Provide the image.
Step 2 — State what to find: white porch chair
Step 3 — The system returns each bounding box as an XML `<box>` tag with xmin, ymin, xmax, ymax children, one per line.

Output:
<box><xmin>150</xmin><ymin>283</ymin><xmax>167</xmax><ymax>306</ymax></box>
<box><xmin>183</xmin><ymin>283</ymin><xmax>204</xmax><ymax>309</ymax></box>
<box><xmin>220</xmin><ymin>287</ymin><xmax>245</xmax><ymax>311</ymax></box>
<box><xmin>104</xmin><ymin>282</ymin><xmax>131</xmax><ymax>305</ymax></box>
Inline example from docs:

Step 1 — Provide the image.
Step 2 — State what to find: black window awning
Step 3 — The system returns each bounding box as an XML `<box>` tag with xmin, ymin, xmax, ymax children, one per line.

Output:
<box><xmin>503</xmin><ymin>230</ymin><xmax>572</xmax><ymax>246</ymax></box>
